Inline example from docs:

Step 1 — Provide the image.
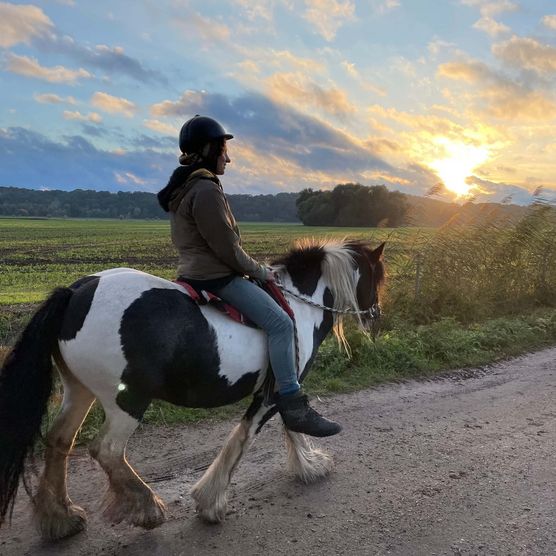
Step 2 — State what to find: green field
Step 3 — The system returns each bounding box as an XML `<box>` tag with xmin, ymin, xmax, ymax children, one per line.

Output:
<box><xmin>2</xmin><ymin>212</ymin><xmax>555</xmax><ymax>328</ymax></box>
<box><xmin>0</xmin><ymin>217</ymin><xmax>424</xmax><ymax>305</ymax></box>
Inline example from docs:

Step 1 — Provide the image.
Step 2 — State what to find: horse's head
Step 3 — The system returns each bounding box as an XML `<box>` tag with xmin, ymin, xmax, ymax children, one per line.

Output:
<box><xmin>347</xmin><ymin>241</ymin><xmax>385</xmax><ymax>331</ymax></box>
<box><xmin>273</xmin><ymin>238</ymin><xmax>385</xmax><ymax>351</ymax></box>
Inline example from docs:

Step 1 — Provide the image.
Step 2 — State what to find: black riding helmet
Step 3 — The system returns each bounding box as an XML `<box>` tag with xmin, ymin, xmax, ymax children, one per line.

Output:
<box><xmin>179</xmin><ymin>115</ymin><xmax>233</xmax><ymax>154</ymax></box>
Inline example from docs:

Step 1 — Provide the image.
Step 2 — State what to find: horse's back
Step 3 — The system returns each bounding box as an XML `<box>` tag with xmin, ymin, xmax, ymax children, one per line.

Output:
<box><xmin>58</xmin><ymin>268</ymin><xmax>267</xmax><ymax>413</ymax></box>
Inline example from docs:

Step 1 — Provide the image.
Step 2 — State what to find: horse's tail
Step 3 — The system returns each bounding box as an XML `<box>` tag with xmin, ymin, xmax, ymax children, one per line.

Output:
<box><xmin>0</xmin><ymin>287</ymin><xmax>73</xmax><ymax>527</ymax></box>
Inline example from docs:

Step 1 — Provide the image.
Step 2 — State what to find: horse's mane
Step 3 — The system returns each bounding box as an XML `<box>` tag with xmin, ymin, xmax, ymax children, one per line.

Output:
<box><xmin>273</xmin><ymin>238</ymin><xmax>384</xmax><ymax>352</ymax></box>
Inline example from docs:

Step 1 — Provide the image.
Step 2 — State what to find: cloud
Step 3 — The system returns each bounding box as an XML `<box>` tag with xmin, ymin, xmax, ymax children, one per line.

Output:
<box><xmin>115</xmin><ymin>171</ymin><xmax>146</xmax><ymax>186</ymax></box>
<box><xmin>269</xmin><ymin>49</ymin><xmax>325</xmax><ymax>72</ymax></box>
<box><xmin>81</xmin><ymin>123</ymin><xmax>111</xmax><ymax>138</ymax></box>
<box><xmin>492</xmin><ymin>36</ymin><xmax>556</xmax><ymax>76</ymax></box>
<box><xmin>143</xmin><ymin>119</ymin><xmax>178</xmax><ymax>135</ymax></box>
<box><xmin>542</xmin><ymin>15</ymin><xmax>556</xmax><ymax>30</ymax></box>
<box><xmin>473</xmin><ymin>16</ymin><xmax>510</xmax><ymax>36</ymax></box>
<box><xmin>4</xmin><ymin>53</ymin><xmax>92</xmax><ymax>83</ymax></box>
<box><xmin>437</xmin><ymin>60</ymin><xmax>490</xmax><ymax>82</ymax></box>
<box><xmin>338</xmin><ymin>60</ymin><xmax>386</xmax><ymax>96</ymax></box>
<box><xmin>132</xmin><ymin>134</ymin><xmax>176</xmax><ymax>149</ymax></box>
<box><xmin>150</xmin><ymin>91</ymin><xmax>205</xmax><ymax>117</ymax></box>
<box><xmin>32</xmin><ymin>34</ymin><xmax>165</xmax><ymax>84</ymax></box>
<box><xmin>342</xmin><ymin>61</ymin><xmax>358</xmax><ymax>77</ymax></box>
<box><xmin>462</xmin><ymin>0</ymin><xmax>518</xmax><ymax>35</ymax></box>
<box><xmin>235</xmin><ymin>59</ymin><xmax>261</xmax><ymax>76</ymax></box>
<box><xmin>141</xmin><ymin>89</ymin><xmax>435</xmax><ymax>195</ymax></box>
<box><xmin>427</xmin><ymin>39</ymin><xmax>459</xmax><ymax>60</ymax></box>
<box><xmin>5</xmin><ymin>85</ymin><xmax>449</xmax><ymax>196</ymax></box>
<box><xmin>91</xmin><ymin>92</ymin><xmax>137</xmax><ymax>117</ymax></box>
<box><xmin>0</xmin><ymin>2</ymin><xmax>161</xmax><ymax>84</ymax></box>
<box><xmin>466</xmin><ymin>175</ymin><xmax>537</xmax><ymax>203</ymax></box>
<box><xmin>34</xmin><ymin>93</ymin><xmax>77</xmax><ymax>105</ymax></box>
<box><xmin>368</xmin><ymin>104</ymin><xmax>464</xmax><ymax>137</ymax></box>
<box><xmin>303</xmin><ymin>0</ymin><xmax>355</xmax><ymax>41</ymax></box>
<box><xmin>372</xmin><ymin>0</ymin><xmax>400</xmax><ymax>15</ymax></box>
<box><xmin>173</xmin><ymin>10</ymin><xmax>231</xmax><ymax>44</ymax></box>
<box><xmin>149</xmin><ymin>90</ymin><xmax>390</xmax><ymax>176</ymax></box>
<box><xmin>231</xmin><ymin>48</ymin><xmax>326</xmax><ymax>84</ymax></box>
<box><xmin>0</xmin><ymin>91</ymin><xmax>438</xmax><ymax>195</ymax></box>
<box><xmin>438</xmin><ymin>59</ymin><xmax>556</xmax><ymax>120</ymax></box>
<box><xmin>63</xmin><ymin>110</ymin><xmax>102</xmax><ymax>123</ymax></box>
<box><xmin>265</xmin><ymin>72</ymin><xmax>356</xmax><ymax>117</ymax></box>
<box><xmin>0</xmin><ymin>2</ymin><xmax>53</xmax><ymax>48</ymax></box>
<box><xmin>232</xmin><ymin>0</ymin><xmax>274</xmax><ymax>22</ymax></box>
<box><xmin>0</xmin><ymin>126</ymin><xmax>174</xmax><ymax>192</ymax></box>
<box><xmin>461</xmin><ymin>0</ymin><xmax>519</xmax><ymax>17</ymax></box>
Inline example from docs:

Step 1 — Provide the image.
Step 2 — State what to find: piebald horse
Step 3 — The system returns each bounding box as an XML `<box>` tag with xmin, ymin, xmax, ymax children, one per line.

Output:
<box><xmin>0</xmin><ymin>239</ymin><xmax>384</xmax><ymax>540</ymax></box>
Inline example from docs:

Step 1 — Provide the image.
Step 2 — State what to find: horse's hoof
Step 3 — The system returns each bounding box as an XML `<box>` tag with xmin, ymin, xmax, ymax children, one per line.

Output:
<box><xmin>134</xmin><ymin>495</ymin><xmax>167</xmax><ymax>529</ymax></box>
<box><xmin>102</xmin><ymin>490</ymin><xmax>167</xmax><ymax>529</ymax></box>
<box><xmin>195</xmin><ymin>503</ymin><xmax>226</xmax><ymax>524</ymax></box>
<box><xmin>293</xmin><ymin>449</ymin><xmax>334</xmax><ymax>484</ymax></box>
<box><xmin>36</xmin><ymin>504</ymin><xmax>87</xmax><ymax>541</ymax></box>
<box><xmin>191</xmin><ymin>483</ymin><xmax>227</xmax><ymax>523</ymax></box>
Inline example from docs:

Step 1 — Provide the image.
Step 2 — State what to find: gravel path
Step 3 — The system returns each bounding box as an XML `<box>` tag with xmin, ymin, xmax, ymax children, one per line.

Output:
<box><xmin>2</xmin><ymin>348</ymin><xmax>555</xmax><ymax>556</ymax></box>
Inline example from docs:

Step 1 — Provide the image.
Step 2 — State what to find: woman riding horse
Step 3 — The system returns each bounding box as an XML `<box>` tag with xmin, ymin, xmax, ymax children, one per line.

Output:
<box><xmin>0</xmin><ymin>119</ymin><xmax>384</xmax><ymax>539</ymax></box>
<box><xmin>157</xmin><ymin>115</ymin><xmax>340</xmax><ymax>438</ymax></box>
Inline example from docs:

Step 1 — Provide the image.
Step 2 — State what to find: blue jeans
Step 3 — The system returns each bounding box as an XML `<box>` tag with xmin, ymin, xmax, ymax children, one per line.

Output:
<box><xmin>214</xmin><ymin>277</ymin><xmax>300</xmax><ymax>395</ymax></box>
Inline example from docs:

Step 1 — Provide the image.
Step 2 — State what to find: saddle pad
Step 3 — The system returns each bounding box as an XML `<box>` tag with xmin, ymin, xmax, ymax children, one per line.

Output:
<box><xmin>174</xmin><ymin>279</ymin><xmax>295</xmax><ymax>328</ymax></box>
<box><xmin>175</xmin><ymin>279</ymin><xmax>257</xmax><ymax>327</ymax></box>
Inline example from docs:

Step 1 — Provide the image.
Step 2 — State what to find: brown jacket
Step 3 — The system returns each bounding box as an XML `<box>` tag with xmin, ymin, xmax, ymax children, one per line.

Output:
<box><xmin>169</xmin><ymin>168</ymin><xmax>268</xmax><ymax>281</ymax></box>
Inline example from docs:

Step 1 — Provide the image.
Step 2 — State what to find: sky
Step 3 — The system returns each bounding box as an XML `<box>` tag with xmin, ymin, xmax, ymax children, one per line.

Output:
<box><xmin>1</xmin><ymin>0</ymin><xmax>556</xmax><ymax>204</ymax></box>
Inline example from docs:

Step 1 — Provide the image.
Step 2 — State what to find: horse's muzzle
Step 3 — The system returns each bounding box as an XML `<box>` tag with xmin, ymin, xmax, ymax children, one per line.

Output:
<box><xmin>362</xmin><ymin>303</ymin><xmax>382</xmax><ymax>331</ymax></box>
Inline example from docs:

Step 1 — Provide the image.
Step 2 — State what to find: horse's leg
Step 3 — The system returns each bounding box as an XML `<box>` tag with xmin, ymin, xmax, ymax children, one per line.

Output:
<box><xmin>89</xmin><ymin>405</ymin><xmax>166</xmax><ymax>529</ymax></box>
<box><xmin>283</xmin><ymin>428</ymin><xmax>334</xmax><ymax>484</ymax></box>
<box><xmin>191</xmin><ymin>397</ymin><xmax>272</xmax><ymax>523</ymax></box>
<box><xmin>34</xmin><ymin>354</ymin><xmax>95</xmax><ymax>540</ymax></box>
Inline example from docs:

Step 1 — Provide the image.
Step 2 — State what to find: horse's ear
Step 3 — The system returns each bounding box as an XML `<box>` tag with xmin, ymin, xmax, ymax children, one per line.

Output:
<box><xmin>368</xmin><ymin>242</ymin><xmax>385</xmax><ymax>263</ymax></box>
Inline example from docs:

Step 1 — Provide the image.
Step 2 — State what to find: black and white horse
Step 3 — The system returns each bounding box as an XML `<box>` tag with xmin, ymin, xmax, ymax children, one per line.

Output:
<box><xmin>0</xmin><ymin>239</ymin><xmax>384</xmax><ymax>540</ymax></box>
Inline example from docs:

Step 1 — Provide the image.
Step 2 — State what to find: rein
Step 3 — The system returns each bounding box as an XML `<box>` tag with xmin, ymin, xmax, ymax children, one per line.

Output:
<box><xmin>275</xmin><ymin>281</ymin><xmax>382</xmax><ymax>320</ymax></box>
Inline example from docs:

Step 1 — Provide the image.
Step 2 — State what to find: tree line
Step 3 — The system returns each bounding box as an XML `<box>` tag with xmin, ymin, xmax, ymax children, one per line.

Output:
<box><xmin>0</xmin><ymin>187</ymin><xmax>299</xmax><ymax>222</ymax></box>
<box><xmin>0</xmin><ymin>184</ymin><xmax>409</xmax><ymax>226</ymax></box>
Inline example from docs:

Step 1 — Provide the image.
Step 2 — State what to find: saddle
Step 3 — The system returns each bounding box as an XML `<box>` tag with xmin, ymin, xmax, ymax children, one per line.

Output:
<box><xmin>174</xmin><ymin>279</ymin><xmax>294</xmax><ymax>329</ymax></box>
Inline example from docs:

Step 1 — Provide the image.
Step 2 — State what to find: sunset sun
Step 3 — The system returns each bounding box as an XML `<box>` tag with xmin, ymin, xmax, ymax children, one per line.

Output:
<box><xmin>429</xmin><ymin>140</ymin><xmax>490</xmax><ymax>197</ymax></box>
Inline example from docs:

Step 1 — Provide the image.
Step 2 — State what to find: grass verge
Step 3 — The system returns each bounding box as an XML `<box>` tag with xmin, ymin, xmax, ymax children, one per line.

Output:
<box><xmin>304</xmin><ymin>309</ymin><xmax>556</xmax><ymax>394</ymax></box>
<box><xmin>3</xmin><ymin>309</ymin><xmax>554</xmax><ymax>445</ymax></box>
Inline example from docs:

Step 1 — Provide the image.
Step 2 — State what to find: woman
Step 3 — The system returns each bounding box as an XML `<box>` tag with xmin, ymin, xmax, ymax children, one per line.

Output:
<box><xmin>157</xmin><ymin>115</ymin><xmax>341</xmax><ymax>437</ymax></box>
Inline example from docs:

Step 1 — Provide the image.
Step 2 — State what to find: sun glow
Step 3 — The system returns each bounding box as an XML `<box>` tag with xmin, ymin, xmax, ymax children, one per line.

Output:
<box><xmin>429</xmin><ymin>140</ymin><xmax>490</xmax><ymax>197</ymax></box>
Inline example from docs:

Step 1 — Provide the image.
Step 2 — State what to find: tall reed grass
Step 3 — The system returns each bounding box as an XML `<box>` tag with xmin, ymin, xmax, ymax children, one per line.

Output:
<box><xmin>385</xmin><ymin>204</ymin><xmax>556</xmax><ymax>325</ymax></box>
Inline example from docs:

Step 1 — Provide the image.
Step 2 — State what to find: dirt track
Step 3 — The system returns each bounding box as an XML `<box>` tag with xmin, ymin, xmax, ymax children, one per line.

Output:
<box><xmin>2</xmin><ymin>348</ymin><xmax>555</xmax><ymax>556</ymax></box>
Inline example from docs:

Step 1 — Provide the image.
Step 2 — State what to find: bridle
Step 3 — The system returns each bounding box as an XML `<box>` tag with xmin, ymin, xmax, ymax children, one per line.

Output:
<box><xmin>274</xmin><ymin>264</ymin><xmax>382</xmax><ymax>322</ymax></box>
<box><xmin>275</xmin><ymin>282</ymin><xmax>382</xmax><ymax>320</ymax></box>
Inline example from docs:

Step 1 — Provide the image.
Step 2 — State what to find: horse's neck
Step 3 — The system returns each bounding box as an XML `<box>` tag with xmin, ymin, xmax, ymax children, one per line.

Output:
<box><xmin>282</xmin><ymin>275</ymin><xmax>334</xmax><ymax>375</ymax></box>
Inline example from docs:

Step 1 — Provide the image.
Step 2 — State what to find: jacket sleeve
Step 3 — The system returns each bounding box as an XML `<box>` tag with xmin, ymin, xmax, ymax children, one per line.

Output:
<box><xmin>191</xmin><ymin>183</ymin><xmax>268</xmax><ymax>280</ymax></box>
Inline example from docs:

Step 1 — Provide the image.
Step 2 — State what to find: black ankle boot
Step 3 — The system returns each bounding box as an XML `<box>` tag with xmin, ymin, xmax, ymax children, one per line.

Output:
<box><xmin>276</xmin><ymin>391</ymin><xmax>342</xmax><ymax>437</ymax></box>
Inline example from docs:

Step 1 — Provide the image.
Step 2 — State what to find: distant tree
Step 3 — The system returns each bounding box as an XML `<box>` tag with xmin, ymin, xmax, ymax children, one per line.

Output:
<box><xmin>296</xmin><ymin>183</ymin><xmax>408</xmax><ymax>227</ymax></box>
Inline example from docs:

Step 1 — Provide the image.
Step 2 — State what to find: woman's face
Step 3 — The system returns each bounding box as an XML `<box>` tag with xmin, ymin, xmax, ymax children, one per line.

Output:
<box><xmin>215</xmin><ymin>142</ymin><xmax>231</xmax><ymax>175</ymax></box>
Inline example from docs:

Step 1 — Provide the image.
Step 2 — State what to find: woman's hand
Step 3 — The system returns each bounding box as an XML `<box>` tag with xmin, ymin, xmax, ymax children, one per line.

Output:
<box><xmin>264</xmin><ymin>266</ymin><xmax>277</xmax><ymax>283</ymax></box>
